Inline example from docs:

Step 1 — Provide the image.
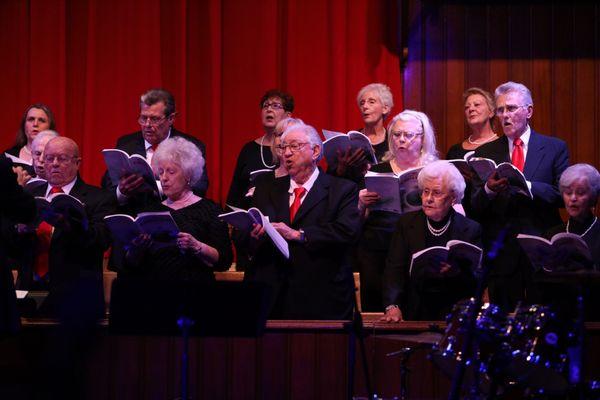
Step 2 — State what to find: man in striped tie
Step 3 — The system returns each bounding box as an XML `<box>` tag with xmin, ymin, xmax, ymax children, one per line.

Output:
<box><xmin>470</xmin><ymin>81</ymin><xmax>570</xmax><ymax>311</ymax></box>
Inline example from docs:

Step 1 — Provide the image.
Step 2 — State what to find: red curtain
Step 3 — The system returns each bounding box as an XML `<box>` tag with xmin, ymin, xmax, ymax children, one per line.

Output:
<box><xmin>0</xmin><ymin>0</ymin><xmax>402</xmax><ymax>202</ymax></box>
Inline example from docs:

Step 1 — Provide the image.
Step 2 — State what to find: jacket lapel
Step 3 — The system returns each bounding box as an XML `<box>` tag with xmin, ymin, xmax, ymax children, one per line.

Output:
<box><xmin>269</xmin><ymin>176</ymin><xmax>292</xmax><ymax>225</ymax></box>
<box><xmin>523</xmin><ymin>130</ymin><xmax>544</xmax><ymax>179</ymax></box>
<box><xmin>290</xmin><ymin>171</ymin><xmax>329</xmax><ymax>226</ymax></box>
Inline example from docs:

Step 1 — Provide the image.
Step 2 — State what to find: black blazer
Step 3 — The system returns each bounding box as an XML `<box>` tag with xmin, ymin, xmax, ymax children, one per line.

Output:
<box><xmin>383</xmin><ymin>210</ymin><xmax>482</xmax><ymax>320</ymax></box>
<box><xmin>470</xmin><ymin>130</ymin><xmax>569</xmax><ymax>275</ymax></box>
<box><xmin>101</xmin><ymin>128</ymin><xmax>208</xmax><ymax>196</ymax></box>
<box><xmin>245</xmin><ymin>170</ymin><xmax>360</xmax><ymax>320</ymax></box>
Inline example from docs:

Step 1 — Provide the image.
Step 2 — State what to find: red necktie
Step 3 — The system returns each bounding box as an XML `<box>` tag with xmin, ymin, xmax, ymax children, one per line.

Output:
<box><xmin>33</xmin><ymin>186</ymin><xmax>64</xmax><ymax>279</ymax></box>
<box><xmin>290</xmin><ymin>187</ymin><xmax>306</xmax><ymax>222</ymax></box>
<box><xmin>511</xmin><ymin>137</ymin><xmax>524</xmax><ymax>172</ymax></box>
<box><xmin>50</xmin><ymin>186</ymin><xmax>64</xmax><ymax>195</ymax></box>
<box><xmin>151</xmin><ymin>143</ymin><xmax>158</xmax><ymax>152</ymax></box>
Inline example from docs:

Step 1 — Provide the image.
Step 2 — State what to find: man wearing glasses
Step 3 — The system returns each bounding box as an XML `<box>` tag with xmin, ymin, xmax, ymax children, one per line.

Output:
<box><xmin>244</xmin><ymin>124</ymin><xmax>360</xmax><ymax>319</ymax></box>
<box><xmin>17</xmin><ymin>137</ymin><xmax>115</xmax><ymax>315</ymax></box>
<box><xmin>101</xmin><ymin>88</ymin><xmax>208</xmax><ymax>201</ymax></box>
<box><xmin>471</xmin><ymin>81</ymin><xmax>569</xmax><ymax>311</ymax></box>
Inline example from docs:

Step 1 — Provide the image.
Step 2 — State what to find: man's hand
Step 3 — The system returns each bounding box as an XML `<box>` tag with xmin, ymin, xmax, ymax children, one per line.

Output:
<box><xmin>380</xmin><ymin>306</ymin><xmax>403</xmax><ymax>323</ymax></box>
<box><xmin>271</xmin><ymin>222</ymin><xmax>302</xmax><ymax>241</ymax></box>
<box><xmin>250</xmin><ymin>223</ymin><xmax>266</xmax><ymax>240</ymax></box>
<box><xmin>335</xmin><ymin>147</ymin><xmax>367</xmax><ymax>177</ymax></box>
<box><xmin>118</xmin><ymin>173</ymin><xmax>146</xmax><ymax>196</ymax></box>
<box><xmin>486</xmin><ymin>171</ymin><xmax>509</xmax><ymax>193</ymax></box>
<box><xmin>359</xmin><ymin>188</ymin><xmax>381</xmax><ymax>209</ymax></box>
<box><xmin>13</xmin><ymin>166</ymin><xmax>32</xmax><ymax>186</ymax></box>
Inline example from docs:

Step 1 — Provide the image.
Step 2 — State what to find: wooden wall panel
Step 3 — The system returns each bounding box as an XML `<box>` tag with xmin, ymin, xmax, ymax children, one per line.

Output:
<box><xmin>403</xmin><ymin>1</ymin><xmax>600</xmax><ymax>169</ymax></box>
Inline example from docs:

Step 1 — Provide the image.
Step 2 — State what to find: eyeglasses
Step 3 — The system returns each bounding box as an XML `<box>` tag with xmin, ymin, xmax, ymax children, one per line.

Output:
<box><xmin>137</xmin><ymin>115</ymin><xmax>169</xmax><ymax>126</ymax></box>
<box><xmin>421</xmin><ymin>188</ymin><xmax>448</xmax><ymax>199</ymax></box>
<box><xmin>392</xmin><ymin>131</ymin><xmax>423</xmax><ymax>141</ymax></box>
<box><xmin>44</xmin><ymin>154</ymin><xmax>77</xmax><ymax>164</ymax></box>
<box><xmin>496</xmin><ymin>104</ymin><xmax>528</xmax><ymax>115</ymax></box>
<box><xmin>276</xmin><ymin>142</ymin><xmax>309</xmax><ymax>153</ymax></box>
<box><xmin>32</xmin><ymin>150</ymin><xmax>43</xmax><ymax>159</ymax></box>
<box><xmin>262</xmin><ymin>102</ymin><xmax>284</xmax><ymax>110</ymax></box>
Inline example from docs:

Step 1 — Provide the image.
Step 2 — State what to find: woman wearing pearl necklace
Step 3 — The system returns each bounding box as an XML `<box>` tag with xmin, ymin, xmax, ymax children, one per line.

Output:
<box><xmin>446</xmin><ymin>87</ymin><xmax>499</xmax><ymax>160</ymax></box>
<box><xmin>381</xmin><ymin>161</ymin><xmax>482</xmax><ymax>322</ymax></box>
<box><xmin>226</xmin><ymin>89</ymin><xmax>294</xmax><ymax>210</ymax></box>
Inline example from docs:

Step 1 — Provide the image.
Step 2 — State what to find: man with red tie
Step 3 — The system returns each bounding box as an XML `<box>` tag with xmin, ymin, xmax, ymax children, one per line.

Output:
<box><xmin>244</xmin><ymin>124</ymin><xmax>360</xmax><ymax>319</ymax></box>
<box><xmin>22</xmin><ymin>137</ymin><xmax>115</xmax><ymax>314</ymax></box>
<box><xmin>471</xmin><ymin>81</ymin><xmax>569</xmax><ymax>310</ymax></box>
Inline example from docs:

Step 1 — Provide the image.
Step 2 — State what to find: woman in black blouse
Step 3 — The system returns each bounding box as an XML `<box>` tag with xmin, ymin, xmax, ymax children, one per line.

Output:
<box><xmin>446</xmin><ymin>87</ymin><xmax>499</xmax><ymax>160</ymax></box>
<box><xmin>226</xmin><ymin>89</ymin><xmax>294</xmax><ymax>209</ymax></box>
<box><xmin>356</xmin><ymin>110</ymin><xmax>438</xmax><ymax>311</ymax></box>
<box><xmin>381</xmin><ymin>161</ymin><xmax>482</xmax><ymax>321</ymax></box>
<box><xmin>124</xmin><ymin>137</ymin><xmax>232</xmax><ymax>281</ymax></box>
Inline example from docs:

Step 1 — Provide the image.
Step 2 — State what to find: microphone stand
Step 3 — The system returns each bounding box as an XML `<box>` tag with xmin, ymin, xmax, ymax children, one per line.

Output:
<box><xmin>447</xmin><ymin>228</ymin><xmax>508</xmax><ymax>400</ymax></box>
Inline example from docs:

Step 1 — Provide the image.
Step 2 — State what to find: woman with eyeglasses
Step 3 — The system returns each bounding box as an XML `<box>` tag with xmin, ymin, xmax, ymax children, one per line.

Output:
<box><xmin>355</xmin><ymin>110</ymin><xmax>439</xmax><ymax>311</ymax></box>
<box><xmin>446</xmin><ymin>88</ymin><xmax>499</xmax><ymax>160</ymax></box>
<box><xmin>4</xmin><ymin>103</ymin><xmax>56</xmax><ymax>185</ymax></box>
<box><xmin>382</xmin><ymin>161</ymin><xmax>481</xmax><ymax>322</ymax></box>
<box><xmin>226</xmin><ymin>89</ymin><xmax>294</xmax><ymax>210</ymax></box>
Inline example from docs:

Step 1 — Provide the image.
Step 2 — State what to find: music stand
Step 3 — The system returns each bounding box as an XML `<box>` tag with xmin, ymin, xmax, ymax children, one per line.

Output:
<box><xmin>109</xmin><ymin>278</ymin><xmax>270</xmax><ymax>400</ymax></box>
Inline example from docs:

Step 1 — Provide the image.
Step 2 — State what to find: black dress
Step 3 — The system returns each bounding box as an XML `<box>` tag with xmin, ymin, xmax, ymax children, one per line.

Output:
<box><xmin>123</xmin><ymin>199</ymin><xmax>233</xmax><ymax>281</ymax></box>
<box><xmin>354</xmin><ymin>162</ymin><xmax>402</xmax><ymax>311</ymax></box>
<box><xmin>227</xmin><ymin>141</ymin><xmax>275</xmax><ymax>209</ymax></box>
<box><xmin>446</xmin><ymin>142</ymin><xmax>472</xmax><ymax>160</ymax></box>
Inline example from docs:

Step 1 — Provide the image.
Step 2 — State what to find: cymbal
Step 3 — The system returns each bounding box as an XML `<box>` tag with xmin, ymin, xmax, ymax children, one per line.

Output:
<box><xmin>534</xmin><ymin>269</ymin><xmax>600</xmax><ymax>284</ymax></box>
<box><xmin>377</xmin><ymin>332</ymin><xmax>442</xmax><ymax>344</ymax></box>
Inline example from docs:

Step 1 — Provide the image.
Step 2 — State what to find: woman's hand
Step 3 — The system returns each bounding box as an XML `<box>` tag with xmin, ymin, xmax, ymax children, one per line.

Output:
<box><xmin>335</xmin><ymin>148</ymin><xmax>367</xmax><ymax>177</ymax></box>
<box><xmin>380</xmin><ymin>306</ymin><xmax>403</xmax><ymax>323</ymax></box>
<box><xmin>177</xmin><ymin>232</ymin><xmax>202</xmax><ymax>253</ymax></box>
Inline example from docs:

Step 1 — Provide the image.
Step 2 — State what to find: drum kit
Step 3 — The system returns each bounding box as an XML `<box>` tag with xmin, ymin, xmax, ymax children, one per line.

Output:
<box><xmin>385</xmin><ymin>270</ymin><xmax>600</xmax><ymax>399</ymax></box>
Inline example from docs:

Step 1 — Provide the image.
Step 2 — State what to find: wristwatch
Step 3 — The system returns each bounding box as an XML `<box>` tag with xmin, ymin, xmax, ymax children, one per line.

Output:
<box><xmin>299</xmin><ymin>229</ymin><xmax>306</xmax><ymax>243</ymax></box>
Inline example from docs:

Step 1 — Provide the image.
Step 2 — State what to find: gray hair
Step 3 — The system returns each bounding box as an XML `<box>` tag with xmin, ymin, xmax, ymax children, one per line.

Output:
<box><xmin>559</xmin><ymin>163</ymin><xmax>600</xmax><ymax>203</ymax></box>
<box><xmin>140</xmin><ymin>88</ymin><xmax>176</xmax><ymax>116</ymax></box>
<box><xmin>356</xmin><ymin>83</ymin><xmax>394</xmax><ymax>114</ymax></box>
<box><xmin>281</xmin><ymin>123</ymin><xmax>323</xmax><ymax>162</ymax></box>
<box><xmin>418</xmin><ymin>160</ymin><xmax>466</xmax><ymax>202</ymax></box>
<box><xmin>31</xmin><ymin>130</ymin><xmax>60</xmax><ymax>148</ymax></box>
<box><xmin>383</xmin><ymin>109</ymin><xmax>439</xmax><ymax>165</ymax></box>
<box><xmin>152</xmin><ymin>137</ymin><xmax>205</xmax><ymax>186</ymax></box>
<box><xmin>495</xmin><ymin>81</ymin><xmax>533</xmax><ymax>106</ymax></box>
<box><xmin>272</xmin><ymin>118</ymin><xmax>305</xmax><ymax>162</ymax></box>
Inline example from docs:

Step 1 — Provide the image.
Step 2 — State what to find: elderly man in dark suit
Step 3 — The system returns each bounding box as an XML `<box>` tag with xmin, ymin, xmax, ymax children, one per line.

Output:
<box><xmin>101</xmin><ymin>88</ymin><xmax>208</xmax><ymax>200</ymax></box>
<box><xmin>471</xmin><ymin>81</ymin><xmax>569</xmax><ymax>311</ymax></box>
<box><xmin>245</xmin><ymin>124</ymin><xmax>360</xmax><ymax>320</ymax></box>
<box><xmin>22</xmin><ymin>137</ymin><xmax>115</xmax><ymax>315</ymax></box>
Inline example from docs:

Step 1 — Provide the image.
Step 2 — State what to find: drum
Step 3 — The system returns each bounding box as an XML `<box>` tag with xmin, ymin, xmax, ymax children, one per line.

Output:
<box><xmin>430</xmin><ymin>299</ymin><xmax>511</xmax><ymax>385</ymax></box>
<box><xmin>505</xmin><ymin>305</ymin><xmax>570</xmax><ymax>395</ymax></box>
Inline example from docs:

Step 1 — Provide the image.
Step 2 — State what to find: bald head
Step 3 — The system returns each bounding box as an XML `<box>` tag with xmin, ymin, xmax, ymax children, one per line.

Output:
<box><xmin>44</xmin><ymin>137</ymin><xmax>81</xmax><ymax>186</ymax></box>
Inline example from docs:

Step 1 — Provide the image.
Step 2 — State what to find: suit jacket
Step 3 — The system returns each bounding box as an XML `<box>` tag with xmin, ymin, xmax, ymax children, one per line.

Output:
<box><xmin>245</xmin><ymin>170</ymin><xmax>360</xmax><ymax>320</ymax></box>
<box><xmin>101</xmin><ymin>128</ymin><xmax>208</xmax><ymax>196</ymax></box>
<box><xmin>383</xmin><ymin>210</ymin><xmax>482</xmax><ymax>320</ymax></box>
<box><xmin>470</xmin><ymin>130</ymin><xmax>569</xmax><ymax>276</ymax></box>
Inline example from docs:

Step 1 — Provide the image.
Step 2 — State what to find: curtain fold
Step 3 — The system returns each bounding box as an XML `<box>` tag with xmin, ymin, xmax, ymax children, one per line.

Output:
<box><xmin>0</xmin><ymin>0</ymin><xmax>402</xmax><ymax>202</ymax></box>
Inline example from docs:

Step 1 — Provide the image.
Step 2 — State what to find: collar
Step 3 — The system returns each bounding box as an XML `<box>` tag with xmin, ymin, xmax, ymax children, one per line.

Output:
<box><xmin>508</xmin><ymin>125</ymin><xmax>531</xmax><ymax>147</ymax></box>
<box><xmin>46</xmin><ymin>177</ymin><xmax>77</xmax><ymax>197</ymax></box>
<box><xmin>289</xmin><ymin>167</ymin><xmax>319</xmax><ymax>194</ymax></box>
<box><xmin>144</xmin><ymin>127</ymin><xmax>172</xmax><ymax>151</ymax></box>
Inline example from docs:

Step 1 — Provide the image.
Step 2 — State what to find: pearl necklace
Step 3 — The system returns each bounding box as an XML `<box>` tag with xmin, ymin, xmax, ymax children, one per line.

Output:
<box><xmin>426</xmin><ymin>217</ymin><xmax>452</xmax><ymax>237</ymax></box>
<box><xmin>566</xmin><ymin>217</ymin><xmax>597</xmax><ymax>238</ymax></box>
<box><xmin>259</xmin><ymin>135</ymin><xmax>276</xmax><ymax>169</ymax></box>
<box><xmin>467</xmin><ymin>134</ymin><xmax>497</xmax><ymax>145</ymax></box>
